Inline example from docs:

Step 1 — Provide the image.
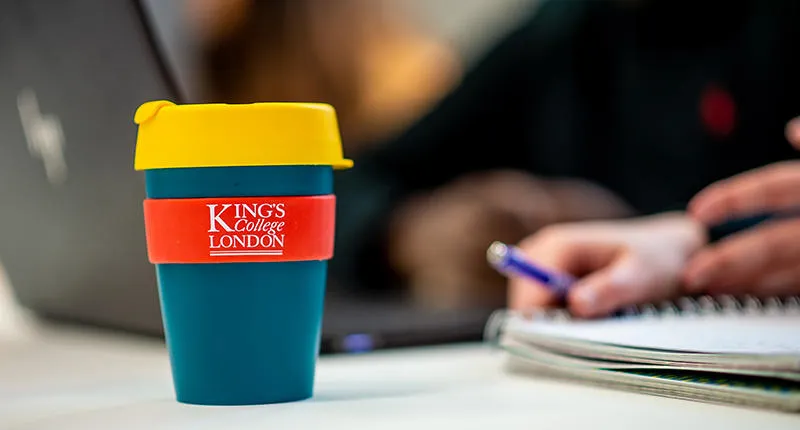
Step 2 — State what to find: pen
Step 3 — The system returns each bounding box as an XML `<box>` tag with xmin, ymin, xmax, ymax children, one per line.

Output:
<box><xmin>707</xmin><ymin>208</ymin><xmax>800</xmax><ymax>242</ymax></box>
<box><xmin>486</xmin><ymin>241</ymin><xmax>575</xmax><ymax>299</ymax></box>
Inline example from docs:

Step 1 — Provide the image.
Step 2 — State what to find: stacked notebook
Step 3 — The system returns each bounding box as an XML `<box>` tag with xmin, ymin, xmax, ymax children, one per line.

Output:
<box><xmin>484</xmin><ymin>295</ymin><xmax>800</xmax><ymax>412</ymax></box>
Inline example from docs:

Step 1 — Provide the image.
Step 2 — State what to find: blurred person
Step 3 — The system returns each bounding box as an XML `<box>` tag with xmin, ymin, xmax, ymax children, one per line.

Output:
<box><xmin>191</xmin><ymin>0</ymin><xmax>462</xmax><ymax>153</ymax></box>
<box><xmin>331</xmin><ymin>0</ymin><xmax>800</xmax><ymax>309</ymax></box>
<box><xmin>508</xmin><ymin>118</ymin><xmax>800</xmax><ymax>318</ymax></box>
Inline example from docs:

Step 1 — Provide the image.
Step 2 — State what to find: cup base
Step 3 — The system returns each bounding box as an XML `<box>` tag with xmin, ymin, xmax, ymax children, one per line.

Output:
<box><xmin>175</xmin><ymin>387</ymin><xmax>313</xmax><ymax>406</ymax></box>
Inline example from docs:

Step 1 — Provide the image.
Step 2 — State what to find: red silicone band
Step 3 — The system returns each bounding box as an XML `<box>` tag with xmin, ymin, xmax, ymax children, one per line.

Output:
<box><xmin>143</xmin><ymin>195</ymin><xmax>335</xmax><ymax>264</ymax></box>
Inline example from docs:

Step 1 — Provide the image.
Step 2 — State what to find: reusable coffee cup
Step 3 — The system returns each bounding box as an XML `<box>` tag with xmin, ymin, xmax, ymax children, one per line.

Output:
<box><xmin>133</xmin><ymin>101</ymin><xmax>352</xmax><ymax>405</ymax></box>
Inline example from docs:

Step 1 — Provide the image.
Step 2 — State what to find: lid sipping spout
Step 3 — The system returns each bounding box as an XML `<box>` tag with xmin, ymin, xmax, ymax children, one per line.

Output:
<box><xmin>134</xmin><ymin>100</ymin><xmax>176</xmax><ymax>124</ymax></box>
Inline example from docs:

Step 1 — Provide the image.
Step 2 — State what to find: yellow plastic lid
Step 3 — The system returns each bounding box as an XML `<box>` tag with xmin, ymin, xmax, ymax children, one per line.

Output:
<box><xmin>133</xmin><ymin>100</ymin><xmax>353</xmax><ymax>170</ymax></box>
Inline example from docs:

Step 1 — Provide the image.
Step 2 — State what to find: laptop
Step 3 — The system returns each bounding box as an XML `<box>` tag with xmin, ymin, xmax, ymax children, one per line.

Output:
<box><xmin>0</xmin><ymin>0</ymin><xmax>494</xmax><ymax>353</ymax></box>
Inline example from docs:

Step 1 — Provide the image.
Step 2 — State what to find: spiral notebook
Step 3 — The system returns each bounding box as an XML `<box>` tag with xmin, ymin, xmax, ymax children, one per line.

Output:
<box><xmin>484</xmin><ymin>295</ymin><xmax>800</xmax><ymax>412</ymax></box>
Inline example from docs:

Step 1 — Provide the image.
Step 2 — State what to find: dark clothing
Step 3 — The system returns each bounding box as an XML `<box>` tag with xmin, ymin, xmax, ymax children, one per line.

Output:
<box><xmin>331</xmin><ymin>0</ymin><xmax>800</xmax><ymax>289</ymax></box>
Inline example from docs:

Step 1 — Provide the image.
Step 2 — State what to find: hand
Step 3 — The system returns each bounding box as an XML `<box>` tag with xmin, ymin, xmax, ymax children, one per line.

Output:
<box><xmin>388</xmin><ymin>170</ymin><xmax>632</xmax><ymax>309</ymax></box>
<box><xmin>684</xmin><ymin>119</ymin><xmax>800</xmax><ymax>296</ymax></box>
<box><xmin>508</xmin><ymin>213</ymin><xmax>706</xmax><ymax>318</ymax></box>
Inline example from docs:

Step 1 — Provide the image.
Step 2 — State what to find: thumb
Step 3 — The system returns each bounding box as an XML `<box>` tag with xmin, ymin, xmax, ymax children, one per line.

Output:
<box><xmin>567</xmin><ymin>253</ymin><xmax>658</xmax><ymax>318</ymax></box>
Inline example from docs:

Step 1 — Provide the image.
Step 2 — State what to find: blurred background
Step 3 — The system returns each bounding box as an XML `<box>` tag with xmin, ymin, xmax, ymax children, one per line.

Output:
<box><xmin>0</xmin><ymin>0</ymin><xmax>541</xmax><ymax>353</ymax></box>
<box><xmin>2</xmin><ymin>0</ymin><xmax>799</xmax><ymax>354</ymax></box>
<box><xmin>169</xmin><ymin>0</ymin><xmax>544</xmax><ymax>347</ymax></box>
<box><xmin>187</xmin><ymin>0</ymin><xmax>539</xmax><ymax>150</ymax></box>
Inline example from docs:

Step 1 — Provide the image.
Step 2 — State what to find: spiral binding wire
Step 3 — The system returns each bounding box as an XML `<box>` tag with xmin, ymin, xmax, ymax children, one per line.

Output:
<box><xmin>483</xmin><ymin>295</ymin><xmax>800</xmax><ymax>344</ymax></box>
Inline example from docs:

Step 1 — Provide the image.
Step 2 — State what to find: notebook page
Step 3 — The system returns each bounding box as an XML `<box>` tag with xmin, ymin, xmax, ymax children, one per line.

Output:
<box><xmin>511</xmin><ymin>314</ymin><xmax>800</xmax><ymax>355</ymax></box>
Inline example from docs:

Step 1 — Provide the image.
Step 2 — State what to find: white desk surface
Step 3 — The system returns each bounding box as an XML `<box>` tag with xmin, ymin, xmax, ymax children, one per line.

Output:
<box><xmin>1</xmin><ymin>272</ymin><xmax>799</xmax><ymax>430</ymax></box>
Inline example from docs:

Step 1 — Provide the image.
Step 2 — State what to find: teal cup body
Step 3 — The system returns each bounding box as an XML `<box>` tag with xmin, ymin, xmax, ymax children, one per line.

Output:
<box><xmin>144</xmin><ymin>165</ymin><xmax>332</xmax><ymax>405</ymax></box>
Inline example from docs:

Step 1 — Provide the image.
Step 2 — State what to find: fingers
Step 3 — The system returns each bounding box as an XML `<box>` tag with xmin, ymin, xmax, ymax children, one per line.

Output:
<box><xmin>508</xmin><ymin>231</ymin><xmax>619</xmax><ymax>310</ymax></box>
<box><xmin>507</xmin><ymin>246</ymin><xmax>576</xmax><ymax>310</ymax></box>
<box><xmin>691</xmin><ymin>116</ymin><xmax>800</xmax><ymax>224</ymax></box>
<box><xmin>750</xmin><ymin>265</ymin><xmax>800</xmax><ymax>297</ymax></box>
<box><xmin>568</xmin><ymin>255</ymin><xmax>639</xmax><ymax>318</ymax></box>
<box><xmin>699</xmin><ymin>263</ymin><xmax>800</xmax><ymax>298</ymax></box>
<box><xmin>688</xmin><ymin>161</ymin><xmax>800</xmax><ymax>225</ymax></box>
<box><xmin>684</xmin><ymin>219</ymin><xmax>800</xmax><ymax>292</ymax></box>
<box><xmin>567</xmin><ymin>253</ymin><xmax>678</xmax><ymax>318</ymax></box>
<box><xmin>508</xmin><ymin>276</ymin><xmax>559</xmax><ymax>310</ymax></box>
<box><xmin>507</xmin><ymin>215</ymin><xmax>699</xmax><ymax>315</ymax></box>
